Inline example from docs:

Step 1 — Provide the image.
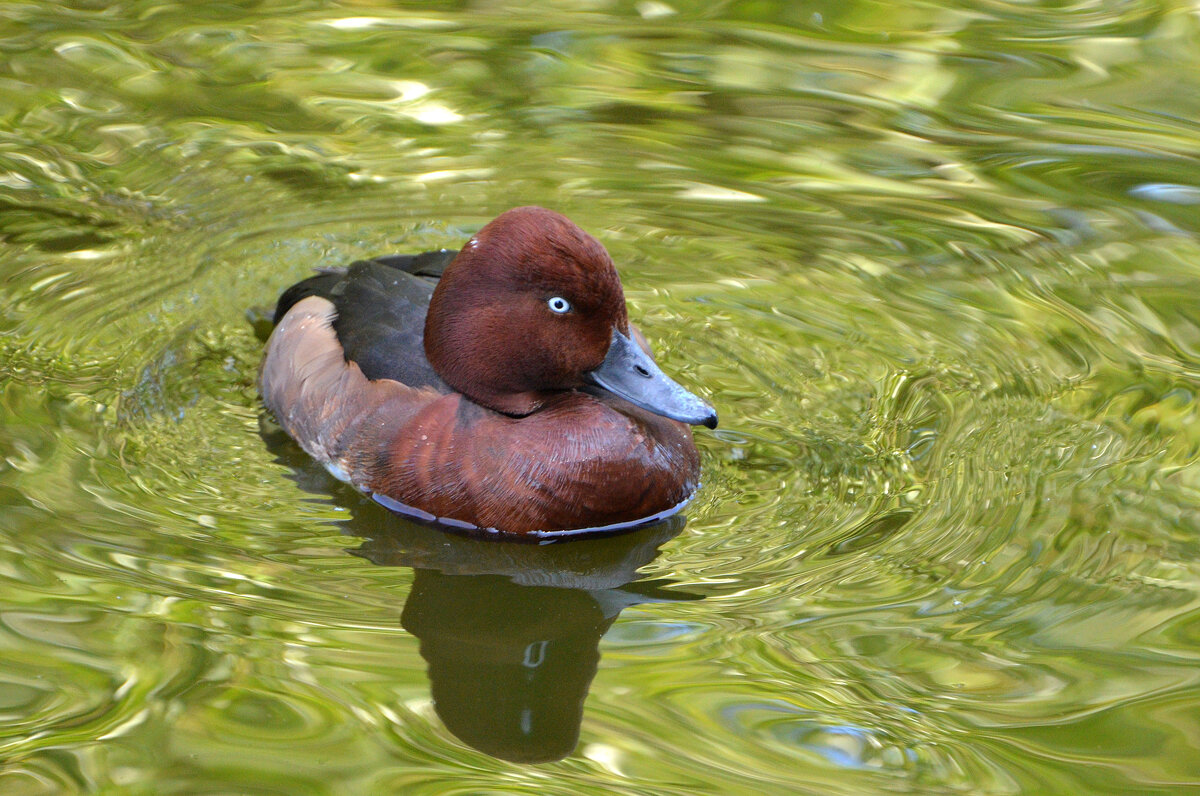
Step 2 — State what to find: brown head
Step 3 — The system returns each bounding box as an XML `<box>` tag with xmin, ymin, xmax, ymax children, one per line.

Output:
<box><xmin>424</xmin><ymin>207</ymin><xmax>628</xmax><ymax>416</ymax></box>
<box><xmin>424</xmin><ymin>206</ymin><xmax>717</xmax><ymax>427</ymax></box>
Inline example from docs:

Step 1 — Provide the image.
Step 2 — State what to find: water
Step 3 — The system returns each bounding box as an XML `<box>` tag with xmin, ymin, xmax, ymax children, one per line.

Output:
<box><xmin>2</xmin><ymin>1</ymin><xmax>1200</xmax><ymax>793</ymax></box>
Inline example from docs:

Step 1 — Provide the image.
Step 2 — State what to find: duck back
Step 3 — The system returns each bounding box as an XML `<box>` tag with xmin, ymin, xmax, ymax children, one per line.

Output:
<box><xmin>273</xmin><ymin>251</ymin><xmax>457</xmax><ymax>390</ymax></box>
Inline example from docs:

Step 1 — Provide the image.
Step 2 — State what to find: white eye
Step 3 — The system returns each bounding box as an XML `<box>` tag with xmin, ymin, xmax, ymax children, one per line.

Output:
<box><xmin>547</xmin><ymin>296</ymin><xmax>571</xmax><ymax>314</ymax></box>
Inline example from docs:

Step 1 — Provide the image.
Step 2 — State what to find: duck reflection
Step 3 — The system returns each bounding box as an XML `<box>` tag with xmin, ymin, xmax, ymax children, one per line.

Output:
<box><xmin>354</xmin><ymin>517</ymin><xmax>694</xmax><ymax>763</ymax></box>
<box><xmin>263</xmin><ymin>419</ymin><xmax>700</xmax><ymax>763</ymax></box>
<box><xmin>405</xmin><ymin>570</ymin><xmax>612</xmax><ymax>763</ymax></box>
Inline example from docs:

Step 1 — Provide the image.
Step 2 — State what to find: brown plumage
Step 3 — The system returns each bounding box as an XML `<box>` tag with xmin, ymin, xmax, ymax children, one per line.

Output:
<box><xmin>260</xmin><ymin>207</ymin><xmax>714</xmax><ymax>536</ymax></box>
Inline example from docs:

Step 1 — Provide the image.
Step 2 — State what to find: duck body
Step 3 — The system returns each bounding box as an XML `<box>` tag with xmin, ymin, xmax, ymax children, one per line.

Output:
<box><xmin>260</xmin><ymin>207</ymin><xmax>715</xmax><ymax>537</ymax></box>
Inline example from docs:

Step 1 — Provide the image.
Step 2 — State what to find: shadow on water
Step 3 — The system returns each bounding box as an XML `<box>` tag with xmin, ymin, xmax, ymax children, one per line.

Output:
<box><xmin>263</xmin><ymin>421</ymin><xmax>701</xmax><ymax>763</ymax></box>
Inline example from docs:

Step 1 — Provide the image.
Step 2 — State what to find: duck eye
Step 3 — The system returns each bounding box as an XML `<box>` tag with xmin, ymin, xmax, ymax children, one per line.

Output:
<box><xmin>547</xmin><ymin>296</ymin><xmax>571</xmax><ymax>314</ymax></box>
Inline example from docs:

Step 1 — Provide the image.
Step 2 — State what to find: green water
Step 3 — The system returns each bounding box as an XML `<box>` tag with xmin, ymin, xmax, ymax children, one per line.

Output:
<box><xmin>3</xmin><ymin>1</ymin><xmax>1200</xmax><ymax>793</ymax></box>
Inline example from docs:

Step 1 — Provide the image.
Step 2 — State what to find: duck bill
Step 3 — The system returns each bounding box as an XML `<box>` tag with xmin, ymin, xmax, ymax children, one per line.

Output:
<box><xmin>584</xmin><ymin>330</ymin><xmax>718</xmax><ymax>429</ymax></box>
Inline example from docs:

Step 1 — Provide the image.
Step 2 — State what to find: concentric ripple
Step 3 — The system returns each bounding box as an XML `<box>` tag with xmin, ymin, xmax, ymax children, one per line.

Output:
<box><xmin>2</xmin><ymin>1</ymin><xmax>1200</xmax><ymax>794</ymax></box>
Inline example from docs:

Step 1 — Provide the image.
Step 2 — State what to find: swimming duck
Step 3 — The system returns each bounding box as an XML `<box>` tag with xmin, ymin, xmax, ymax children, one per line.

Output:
<box><xmin>260</xmin><ymin>206</ymin><xmax>716</xmax><ymax>536</ymax></box>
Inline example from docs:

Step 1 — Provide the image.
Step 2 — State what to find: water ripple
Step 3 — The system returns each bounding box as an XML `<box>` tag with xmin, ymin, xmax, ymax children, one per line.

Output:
<box><xmin>2</xmin><ymin>0</ymin><xmax>1200</xmax><ymax>793</ymax></box>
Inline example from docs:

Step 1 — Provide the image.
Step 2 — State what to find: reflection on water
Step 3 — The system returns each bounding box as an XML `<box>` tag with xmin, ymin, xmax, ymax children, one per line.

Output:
<box><xmin>363</xmin><ymin>521</ymin><xmax>693</xmax><ymax>763</ymax></box>
<box><xmin>3</xmin><ymin>0</ymin><xmax>1200</xmax><ymax>793</ymax></box>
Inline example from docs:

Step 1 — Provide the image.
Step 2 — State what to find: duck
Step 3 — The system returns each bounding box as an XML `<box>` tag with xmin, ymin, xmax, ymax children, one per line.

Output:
<box><xmin>259</xmin><ymin>206</ymin><xmax>717</xmax><ymax>537</ymax></box>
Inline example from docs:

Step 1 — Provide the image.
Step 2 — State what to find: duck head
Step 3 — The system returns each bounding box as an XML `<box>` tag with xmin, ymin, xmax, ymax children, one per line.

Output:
<box><xmin>424</xmin><ymin>207</ymin><xmax>717</xmax><ymax>428</ymax></box>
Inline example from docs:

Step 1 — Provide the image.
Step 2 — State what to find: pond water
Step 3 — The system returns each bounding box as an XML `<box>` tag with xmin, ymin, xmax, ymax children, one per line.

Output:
<box><xmin>3</xmin><ymin>1</ymin><xmax>1200</xmax><ymax>793</ymax></box>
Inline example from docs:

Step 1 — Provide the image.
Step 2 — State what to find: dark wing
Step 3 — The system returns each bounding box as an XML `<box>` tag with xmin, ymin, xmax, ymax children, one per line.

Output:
<box><xmin>272</xmin><ymin>250</ymin><xmax>460</xmax><ymax>390</ymax></box>
<box><xmin>273</xmin><ymin>249</ymin><xmax>458</xmax><ymax>322</ymax></box>
<box><xmin>369</xmin><ymin>248</ymin><xmax>458</xmax><ymax>279</ymax></box>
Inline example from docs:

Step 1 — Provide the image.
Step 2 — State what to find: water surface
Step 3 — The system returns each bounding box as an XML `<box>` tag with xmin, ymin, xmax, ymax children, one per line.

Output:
<box><xmin>2</xmin><ymin>1</ymin><xmax>1200</xmax><ymax>793</ymax></box>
